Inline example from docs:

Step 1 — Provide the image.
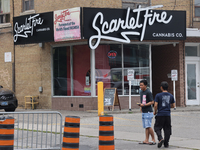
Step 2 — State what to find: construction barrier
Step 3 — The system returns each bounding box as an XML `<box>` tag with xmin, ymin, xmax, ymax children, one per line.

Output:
<box><xmin>62</xmin><ymin>116</ymin><xmax>80</xmax><ymax>150</ymax></box>
<box><xmin>0</xmin><ymin>111</ymin><xmax>63</xmax><ymax>150</ymax></box>
<box><xmin>0</xmin><ymin>116</ymin><xmax>14</xmax><ymax>150</ymax></box>
<box><xmin>99</xmin><ymin>115</ymin><xmax>114</xmax><ymax>150</ymax></box>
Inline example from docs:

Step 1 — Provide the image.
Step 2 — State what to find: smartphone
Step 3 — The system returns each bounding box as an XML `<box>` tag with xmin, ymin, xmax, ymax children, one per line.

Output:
<box><xmin>137</xmin><ymin>103</ymin><xmax>141</xmax><ymax>106</ymax></box>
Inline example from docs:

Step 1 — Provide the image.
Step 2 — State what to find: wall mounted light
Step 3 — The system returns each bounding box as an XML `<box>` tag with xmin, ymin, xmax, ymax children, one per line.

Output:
<box><xmin>39</xmin><ymin>43</ymin><xmax>43</xmax><ymax>48</ymax></box>
<box><xmin>39</xmin><ymin>86</ymin><xmax>43</xmax><ymax>93</ymax></box>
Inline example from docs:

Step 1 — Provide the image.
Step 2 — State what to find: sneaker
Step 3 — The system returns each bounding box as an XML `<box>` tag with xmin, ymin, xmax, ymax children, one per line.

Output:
<box><xmin>157</xmin><ymin>139</ymin><xmax>164</xmax><ymax>148</ymax></box>
<box><xmin>164</xmin><ymin>142</ymin><xmax>169</xmax><ymax>148</ymax></box>
<box><xmin>164</xmin><ymin>145</ymin><xmax>169</xmax><ymax>148</ymax></box>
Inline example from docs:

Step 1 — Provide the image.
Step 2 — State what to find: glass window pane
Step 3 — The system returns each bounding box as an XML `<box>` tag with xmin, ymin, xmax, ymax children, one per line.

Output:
<box><xmin>0</xmin><ymin>15</ymin><xmax>3</xmax><ymax>23</ymax></box>
<box><xmin>25</xmin><ymin>1</ymin><xmax>29</xmax><ymax>11</ymax></box>
<box><xmin>123</xmin><ymin>44</ymin><xmax>150</xmax><ymax>95</ymax></box>
<box><xmin>187</xmin><ymin>64</ymin><xmax>196</xmax><ymax>99</ymax></box>
<box><xmin>195</xmin><ymin>7</ymin><xmax>200</xmax><ymax>17</ymax></box>
<box><xmin>73</xmin><ymin>45</ymin><xmax>91</xmax><ymax>96</ymax></box>
<box><xmin>0</xmin><ymin>0</ymin><xmax>10</xmax><ymax>13</ymax></box>
<box><xmin>53</xmin><ymin>45</ymin><xmax>91</xmax><ymax>96</ymax></box>
<box><xmin>6</xmin><ymin>13</ymin><xmax>10</xmax><ymax>22</ymax></box>
<box><xmin>53</xmin><ymin>47</ymin><xmax>70</xmax><ymax>96</ymax></box>
<box><xmin>195</xmin><ymin>0</ymin><xmax>200</xmax><ymax>6</ymax></box>
<box><xmin>30</xmin><ymin>0</ymin><xmax>34</xmax><ymax>9</ymax></box>
<box><xmin>185</xmin><ymin>46</ymin><xmax>198</xmax><ymax>56</ymax></box>
<box><xmin>95</xmin><ymin>44</ymin><xmax>122</xmax><ymax>95</ymax></box>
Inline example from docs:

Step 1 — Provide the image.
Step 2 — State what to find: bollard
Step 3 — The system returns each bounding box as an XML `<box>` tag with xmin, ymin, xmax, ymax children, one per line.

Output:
<box><xmin>99</xmin><ymin>115</ymin><xmax>114</xmax><ymax>150</ymax></box>
<box><xmin>0</xmin><ymin>116</ymin><xmax>15</xmax><ymax>150</ymax></box>
<box><xmin>62</xmin><ymin>116</ymin><xmax>80</xmax><ymax>150</ymax></box>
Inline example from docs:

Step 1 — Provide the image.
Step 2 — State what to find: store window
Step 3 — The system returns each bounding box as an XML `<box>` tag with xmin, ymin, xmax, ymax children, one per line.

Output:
<box><xmin>95</xmin><ymin>44</ymin><xmax>122</xmax><ymax>95</ymax></box>
<box><xmin>123</xmin><ymin>44</ymin><xmax>150</xmax><ymax>95</ymax></box>
<box><xmin>122</xmin><ymin>0</ymin><xmax>150</xmax><ymax>9</ymax></box>
<box><xmin>53</xmin><ymin>45</ymin><xmax>91</xmax><ymax>96</ymax></box>
<box><xmin>73</xmin><ymin>45</ymin><xmax>91</xmax><ymax>96</ymax></box>
<box><xmin>195</xmin><ymin>0</ymin><xmax>200</xmax><ymax>17</ymax></box>
<box><xmin>53</xmin><ymin>43</ymin><xmax>150</xmax><ymax>97</ymax></box>
<box><xmin>53</xmin><ymin>47</ymin><xmax>69</xmax><ymax>96</ymax></box>
<box><xmin>185</xmin><ymin>46</ymin><xmax>198</xmax><ymax>56</ymax></box>
<box><xmin>0</xmin><ymin>0</ymin><xmax>10</xmax><ymax>24</ymax></box>
<box><xmin>23</xmin><ymin>0</ymin><xmax>34</xmax><ymax>11</ymax></box>
<box><xmin>95</xmin><ymin>44</ymin><xmax>150</xmax><ymax>96</ymax></box>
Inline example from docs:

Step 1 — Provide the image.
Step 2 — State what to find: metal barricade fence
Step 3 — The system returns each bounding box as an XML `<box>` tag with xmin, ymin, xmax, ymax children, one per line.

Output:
<box><xmin>0</xmin><ymin>111</ymin><xmax>63</xmax><ymax>150</ymax></box>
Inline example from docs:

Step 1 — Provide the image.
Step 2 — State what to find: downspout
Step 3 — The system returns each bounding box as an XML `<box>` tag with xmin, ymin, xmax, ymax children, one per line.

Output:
<box><xmin>191</xmin><ymin>0</ymin><xmax>193</xmax><ymax>27</ymax></box>
<box><xmin>190</xmin><ymin>0</ymin><xmax>192</xmax><ymax>27</ymax></box>
<box><xmin>12</xmin><ymin>0</ymin><xmax>15</xmax><ymax>92</ymax></box>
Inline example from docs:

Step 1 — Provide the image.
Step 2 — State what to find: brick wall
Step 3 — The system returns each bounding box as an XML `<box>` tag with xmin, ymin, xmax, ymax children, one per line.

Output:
<box><xmin>14</xmin><ymin>43</ymin><xmax>52</xmax><ymax>109</ymax></box>
<box><xmin>13</xmin><ymin>0</ymin><xmax>122</xmax><ymax>16</ymax></box>
<box><xmin>152</xmin><ymin>0</ymin><xmax>192</xmax><ymax>28</ymax></box>
<box><xmin>52</xmin><ymin>96</ymin><xmax>140</xmax><ymax>111</ymax></box>
<box><xmin>0</xmin><ymin>28</ymin><xmax>13</xmax><ymax>90</ymax></box>
<box><xmin>152</xmin><ymin>41</ymin><xmax>185</xmax><ymax>107</ymax></box>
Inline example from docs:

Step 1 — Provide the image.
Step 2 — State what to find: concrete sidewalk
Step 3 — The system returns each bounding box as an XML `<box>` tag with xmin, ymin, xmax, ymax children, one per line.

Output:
<box><xmin>86</xmin><ymin>105</ymin><xmax>200</xmax><ymax>114</ymax></box>
<box><xmin>54</xmin><ymin>105</ymin><xmax>200</xmax><ymax>150</ymax></box>
<box><xmin>13</xmin><ymin>106</ymin><xmax>200</xmax><ymax>150</ymax></box>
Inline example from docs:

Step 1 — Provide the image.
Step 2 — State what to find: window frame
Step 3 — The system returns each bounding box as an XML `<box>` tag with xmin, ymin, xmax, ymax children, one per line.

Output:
<box><xmin>185</xmin><ymin>43</ymin><xmax>200</xmax><ymax>59</ymax></box>
<box><xmin>23</xmin><ymin>0</ymin><xmax>34</xmax><ymax>12</ymax></box>
<box><xmin>51</xmin><ymin>41</ymin><xmax>152</xmax><ymax>97</ymax></box>
<box><xmin>195</xmin><ymin>6</ymin><xmax>200</xmax><ymax>17</ymax></box>
<box><xmin>0</xmin><ymin>0</ymin><xmax>10</xmax><ymax>24</ymax></box>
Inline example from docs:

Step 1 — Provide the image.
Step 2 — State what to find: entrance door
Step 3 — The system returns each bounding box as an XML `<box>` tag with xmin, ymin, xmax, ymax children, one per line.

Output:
<box><xmin>185</xmin><ymin>61</ymin><xmax>200</xmax><ymax>105</ymax></box>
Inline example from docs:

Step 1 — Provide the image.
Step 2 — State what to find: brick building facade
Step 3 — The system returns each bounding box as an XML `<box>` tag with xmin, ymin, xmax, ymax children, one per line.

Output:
<box><xmin>0</xmin><ymin>0</ymin><xmax>199</xmax><ymax>111</ymax></box>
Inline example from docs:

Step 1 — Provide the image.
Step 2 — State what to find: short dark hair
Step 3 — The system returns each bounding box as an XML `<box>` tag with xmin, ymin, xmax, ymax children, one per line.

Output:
<box><xmin>160</xmin><ymin>81</ymin><xmax>168</xmax><ymax>90</ymax></box>
<box><xmin>140</xmin><ymin>79</ymin><xmax>147</xmax><ymax>86</ymax></box>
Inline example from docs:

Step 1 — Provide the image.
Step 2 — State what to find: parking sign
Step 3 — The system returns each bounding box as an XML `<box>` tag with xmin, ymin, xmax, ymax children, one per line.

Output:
<box><xmin>127</xmin><ymin>69</ymin><xmax>134</xmax><ymax>81</ymax></box>
<box><xmin>171</xmin><ymin>70</ymin><xmax>178</xmax><ymax>81</ymax></box>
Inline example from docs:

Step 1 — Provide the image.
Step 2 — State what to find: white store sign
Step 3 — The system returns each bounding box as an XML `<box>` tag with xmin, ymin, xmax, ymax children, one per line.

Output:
<box><xmin>127</xmin><ymin>69</ymin><xmax>135</xmax><ymax>81</ymax></box>
<box><xmin>171</xmin><ymin>70</ymin><xmax>178</xmax><ymax>81</ymax></box>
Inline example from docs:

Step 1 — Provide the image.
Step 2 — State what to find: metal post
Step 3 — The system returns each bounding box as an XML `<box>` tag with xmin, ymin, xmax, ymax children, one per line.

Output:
<box><xmin>98</xmin><ymin>82</ymin><xmax>104</xmax><ymax>116</ymax></box>
<box><xmin>173</xmin><ymin>80</ymin><xmax>176</xmax><ymax>110</ymax></box>
<box><xmin>129</xmin><ymin>80</ymin><xmax>131</xmax><ymax>111</ymax></box>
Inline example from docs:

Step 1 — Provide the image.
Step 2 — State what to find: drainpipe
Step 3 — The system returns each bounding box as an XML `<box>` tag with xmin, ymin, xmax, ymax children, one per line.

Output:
<box><xmin>12</xmin><ymin>0</ymin><xmax>15</xmax><ymax>92</ymax></box>
<box><xmin>191</xmin><ymin>0</ymin><xmax>193</xmax><ymax>27</ymax></box>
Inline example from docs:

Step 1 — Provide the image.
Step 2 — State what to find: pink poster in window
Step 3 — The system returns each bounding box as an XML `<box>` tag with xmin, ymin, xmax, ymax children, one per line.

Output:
<box><xmin>54</xmin><ymin>7</ymin><xmax>81</xmax><ymax>42</ymax></box>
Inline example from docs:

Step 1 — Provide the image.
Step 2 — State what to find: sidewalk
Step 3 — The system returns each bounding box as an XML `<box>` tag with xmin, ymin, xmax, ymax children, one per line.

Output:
<box><xmin>54</xmin><ymin>105</ymin><xmax>200</xmax><ymax>150</ymax></box>
<box><xmin>13</xmin><ymin>105</ymin><xmax>200</xmax><ymax>150</ymax></box>
<box><xmin>86</xmin><ymin>105</ymin><xmax>200</xmax><ymax>114</ymax></box>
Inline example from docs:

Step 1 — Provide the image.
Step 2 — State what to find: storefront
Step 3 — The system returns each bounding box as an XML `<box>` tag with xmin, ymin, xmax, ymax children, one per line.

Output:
<box><xmin>13</xmin><ymin>6</ymin><xmax>186</xmax><ymax>110</ymax></box>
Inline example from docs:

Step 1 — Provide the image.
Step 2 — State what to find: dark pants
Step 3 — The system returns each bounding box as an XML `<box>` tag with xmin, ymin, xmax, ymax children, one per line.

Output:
<box><xmin>154</xmin><ymin>116</ymin><xmax>172</xmax><ymax>147</ymax></box>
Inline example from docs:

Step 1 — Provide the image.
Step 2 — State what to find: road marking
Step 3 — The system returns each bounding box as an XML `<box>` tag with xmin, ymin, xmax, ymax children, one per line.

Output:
<box><xmin>171</xmin><ymin>114</ymin><xmax>195</xmax><ymax>118</ymax></box>
<box><xmin>114</xmin><ymin>117</ymin><xmax>139</xmax><ymax>122</ymax></box>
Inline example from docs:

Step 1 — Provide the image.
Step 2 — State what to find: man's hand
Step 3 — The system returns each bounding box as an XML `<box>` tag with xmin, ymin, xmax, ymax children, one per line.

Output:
<box><xmin>153</xmin><ymin>111</ymin><xmax>157</xmax><ymax>115</ymax></box>
<box><xmin>140</xmin><ymin>104</ymin><xmax>145</xmax><ymax>107</ymax></box>
<box><xmin>137</xmin><ymin>103</ymin><xmax>144</xmax><ymax>107</ymax></box>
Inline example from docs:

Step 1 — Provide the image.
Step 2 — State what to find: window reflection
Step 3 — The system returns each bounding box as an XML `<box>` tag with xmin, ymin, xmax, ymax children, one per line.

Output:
<box><xmin>95</xmin><ymin>44</ymin><xmax>150</xmax><ymax>96</ymax></box>
<box><xmin>95</xmin><ymin>45</ymin><xmax>122</xmax><ymax>95</ymax></box>
<box><xmin>53</xmin><ymin>44</ymin><xmax>150</xmax><ymax>96</ymax></box>
<box><xmin>123</xmin><ymin>44</ymin><xmax>150</xmax><ymax>95</ymax></box>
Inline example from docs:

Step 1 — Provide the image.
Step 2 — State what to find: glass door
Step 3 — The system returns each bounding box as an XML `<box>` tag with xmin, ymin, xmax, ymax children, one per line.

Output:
<box><xmin>186</xmin><ymin>61</ymin><xmax>200</xmax><ymax>105</ymax></box>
